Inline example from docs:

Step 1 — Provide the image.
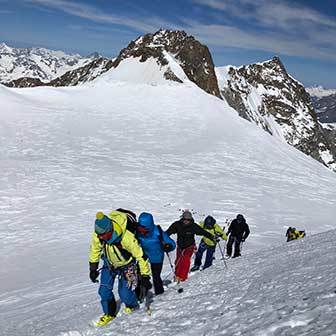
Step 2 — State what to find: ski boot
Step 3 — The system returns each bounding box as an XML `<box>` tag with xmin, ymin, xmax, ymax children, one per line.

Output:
<box><xmin>124</xmin><ymin>305</ymin><xmax>139</xmax><ymax>314</ymax></box>
<box><xmin>96</xmin><ymin>314</ymin><xmax>115</xmax><ymax>327</ymax></box>
<box><xmin>190</xmin><ymin>265</ymin><xmax>200</xmax><ymax>272</ymax></box>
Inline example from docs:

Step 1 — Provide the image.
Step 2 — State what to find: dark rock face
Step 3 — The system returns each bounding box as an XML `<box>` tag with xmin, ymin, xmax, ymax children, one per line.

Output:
<box><xmin>4</xmin><ymin>77</ymin><xmax>45</xmax><ymax>88</ymax></box>
<box><xmin>113</xmin><ymin>29</ymin><xmax>221</xmax><ymax>98</ymax></box>
<box><xmin>322</xmin><ymin>125</ymin><xmax>336</xmax><ymax>152</ymax></box>
<box><xmin>311</xmin><ymin>94</ymin><xmax>336</xmax><ymax>123</ymax></box>
<box><xmin>47</xmin><ymin>57</ymin><xmax>113</xmax><ymax>87</ymax></box>
<box><xmin>217</xmin><ymin>57</ymin><xmax>336</xmax><ymax>171</ymax></box>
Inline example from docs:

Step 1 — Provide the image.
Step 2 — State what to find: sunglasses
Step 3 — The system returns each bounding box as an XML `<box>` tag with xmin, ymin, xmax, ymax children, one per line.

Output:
<box><xmin>137</xmin><ymin>226</ymin><xmax>148</xmax><ymax>235</ymax></box>
<box><xmin>98</xmin><ymin>231</ymin><xmax>113</xmax><ymax>241</ymax></box>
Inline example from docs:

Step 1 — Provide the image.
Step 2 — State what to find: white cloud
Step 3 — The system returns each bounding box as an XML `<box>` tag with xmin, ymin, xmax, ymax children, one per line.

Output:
<box><xmin>26</xmin><ymin>0</ymin><xmax>176</xmax><ymax>33</ymax></box>
<box><xmin>24</xmin><ymin>0</ymin><xmax>336</xmax><ymax>61</ymax></box>
<box><xmin>193</xmin><ymin>0</ymin><xmax>336</xmax><ymax>29</ymax></box>
<box><xmin>184</xmin><ymin>21</ymin><xmax>336</xmax><ymax>61</ymax></box>
<box><xmin>189</xmin><ymin>0</ymin><xmax>336</xmax><ymax>61</ymax></box>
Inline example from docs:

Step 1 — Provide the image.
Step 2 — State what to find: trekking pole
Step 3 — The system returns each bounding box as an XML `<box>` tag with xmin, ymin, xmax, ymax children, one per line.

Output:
<box><xmin>162</xmin><ymin>252</ymin><xmax>175</xmax><ymax>282</ymax></box>
<box><xmin>162</xmin><ymin>248</ymin><xmax>186</xmax><ymax>281</ymax></box>
<box><xmin>217</xmin><ymin>242</ymin><xmax>228</xmax><ymax>269</ymax></box>
<box><xmin>166</xmin><ymin>252</ymin><xmax>174</xmax><ymax>273</ymax></box>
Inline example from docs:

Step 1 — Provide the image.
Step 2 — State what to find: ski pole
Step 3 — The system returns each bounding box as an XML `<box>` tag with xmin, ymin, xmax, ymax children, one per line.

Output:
<box><xmin>217</xmin><ymin>242</ymin><xmax>228</xmax><ymax>269</ymax></box>
<box><xmin>166</xmin><ymin>252</ymin><xmax>174</xmax><ymax>273</ymax></box>
<box><xmin>163</xmin><ymin>247</ymin><xmax>186</xmax><ymax>281</ymax></box>
<box><xmin>162</xmin><ymin>252</ymin><xmax>175</xmax><ymax>281</ymax></box>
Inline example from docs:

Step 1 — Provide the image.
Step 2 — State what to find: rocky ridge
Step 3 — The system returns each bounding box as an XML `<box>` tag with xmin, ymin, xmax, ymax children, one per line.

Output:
<box><xmin>216</xmin><ymin>57</ymin><xmax>336</xmax><ymax>171</ymax></box>
<box><xmin>112</xmin><ymin>29</ymin><xmax>221</xmax><ymax>98</ymax></box>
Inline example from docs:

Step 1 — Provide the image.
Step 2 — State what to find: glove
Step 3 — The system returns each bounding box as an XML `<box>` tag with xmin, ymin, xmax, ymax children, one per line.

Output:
<box><xmin>212</xmin><ymin>236</ymin><xmax>220</xmax><ymax>243</ymax></box>
<box><xmin>163</xmin><ymin>243</ymin><xmax>171</xmax><ymax>252</ymax></box>
<box><xmin>89</xmin><ymin>262</ymin><xmax>99</xmax><ymax>283</ymax></box>
<box><xmin>139</xmin><ymin>275</ymin><xmax>152</xmax><ymax>291</ymax></box>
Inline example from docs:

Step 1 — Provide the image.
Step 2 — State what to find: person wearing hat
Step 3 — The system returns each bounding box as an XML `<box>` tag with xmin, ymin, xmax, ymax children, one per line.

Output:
<box><xmin>190</xmin><ymin>215</ymin><xmax>227</xmax><ymax>272</ymax></box>
<box><xmin>226</xmin><ymin>214</ymin><xmax>250</xmax><ymax>258</ymax></box>
<box><xmin>89</xmin><ymin>210</ymin><xmax>151</xmax><ymax>327</ymax></box>
<box><xmin>166</xmin><ymin>210</ymin><xmax>216</xmax><ymax>282</ymax></box>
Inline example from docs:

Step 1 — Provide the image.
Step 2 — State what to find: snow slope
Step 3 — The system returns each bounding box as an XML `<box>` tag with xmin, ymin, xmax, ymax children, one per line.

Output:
<box><xmin>0</xmin><ymin>62</ymin><xmax>336</xmax><ymax>335</ymax></box>
<box><xmin>92</xmin><ymin>230</ymin><xmax>336</xmax><ymax>336</ymax></box>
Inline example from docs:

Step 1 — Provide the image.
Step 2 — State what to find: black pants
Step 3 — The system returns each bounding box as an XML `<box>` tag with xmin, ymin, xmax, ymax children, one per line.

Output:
<box><xmin>226</xmin><ymin>235</ymin><xmax>241</xmax><ymax>257</ymax></box>
<box><xmin>151</xmin><ymin>262</ymin><xmax>164</xmax><ymax>295</ymax></box>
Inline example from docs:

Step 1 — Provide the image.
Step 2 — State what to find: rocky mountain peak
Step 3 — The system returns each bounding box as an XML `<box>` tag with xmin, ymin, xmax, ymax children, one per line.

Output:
<box><xmin>114</xmin><ymin>29</ymin><xmax>221</xmax><ymax>98</ymax></box>
<box><xmin>87</xmin><ymin>51</ymin><xmax>101</xmax><ymax>59</ymax></box>
<box><xmin>0</xmin><ymin>42</ymin><xmax>12</xmax><ymax>54</ymax></box>
<box><xmin>217</xmin><ymin>57</ymin><xmax>336</xmax><ymax>171</ymax></box>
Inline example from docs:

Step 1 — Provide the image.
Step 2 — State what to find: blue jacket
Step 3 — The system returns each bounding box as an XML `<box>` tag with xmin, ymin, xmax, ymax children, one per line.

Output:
<box><xmin>138</xmin><ymin>212</ymin><xmax>176</xmax><ymax>264</ymax></box>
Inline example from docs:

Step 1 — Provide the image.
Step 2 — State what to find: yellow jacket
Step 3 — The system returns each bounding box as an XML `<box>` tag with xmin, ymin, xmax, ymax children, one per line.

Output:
<box><xmin>291</xmin><ymin>230</ymin><xmax>305</xmax><ymax>240</ymax></box>
<box><xmin>89</xmin><ymin>210</ymin><xmax>150</xmax><ymax>276</ymax></box>
<box><xmin>199</xmin><ymin>221</ymin><xmax>227</xmax><ymax>247</ymax></box>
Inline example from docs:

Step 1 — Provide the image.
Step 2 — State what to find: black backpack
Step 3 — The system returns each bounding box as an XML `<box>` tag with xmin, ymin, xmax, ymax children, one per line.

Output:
<box><xmin>116</xmin><ymin>208</ymin><xmax>138</xmax><ymax>234</ymax></box>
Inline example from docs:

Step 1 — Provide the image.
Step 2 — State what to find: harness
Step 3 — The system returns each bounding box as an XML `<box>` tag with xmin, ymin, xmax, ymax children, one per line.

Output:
<box><xmin>101</xmin><ymin>240</ymin><xmax>138</xmax><ymax>289</ymax></box>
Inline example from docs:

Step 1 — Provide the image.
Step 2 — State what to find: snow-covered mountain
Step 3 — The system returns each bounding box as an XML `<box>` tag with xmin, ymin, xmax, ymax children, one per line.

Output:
<box><xmin>112</xmin><ymin>29</ymin><xmax>221</xmax><ymax>98</ymax></box>
<box><xmin>306</xmin><ymin>86</ymin><xmax>336</xmax><ymax>98</ymax></box>
<box><xmin>0</xmin><ymin>42</ymin><xmax>97</xmax><ymax>84</ymax></box>
<box><xmin>216</xmin><ymin>58</ymin><xmax>336</xmax><ymax>171</ymax></box>
<box><xmin>307</xmin><ymin>87</ymin><xmax>336</xmax><ymax>124</ymax></box>
<box><xmin>2</xmin><ymin>32</ymin><xmax>336</xmax><ymax>172</ymax></box>
<box><xmin>1</xmin><ymin>50</ymin><xmax>336</xmax><ymax>334</ymax></box>
<box><xmin>29</xmin><ymin>29</ymin><xmax>220</xmax><ymax>95</ymax></box>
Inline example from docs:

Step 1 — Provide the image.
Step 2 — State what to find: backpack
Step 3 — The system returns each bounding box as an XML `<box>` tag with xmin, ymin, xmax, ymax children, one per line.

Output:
<box><xmin>116</xmin><ymin>208</ymin><xmax>138</xmax><ymax>234</ymax></box>
<box><xmin>102</xmin><ymin>209</ymin><xmax>139</xmax><ymax>267</ymax></box>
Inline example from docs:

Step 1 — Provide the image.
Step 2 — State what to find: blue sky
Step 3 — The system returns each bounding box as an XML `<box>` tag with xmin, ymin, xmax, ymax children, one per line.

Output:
<box><xmin>1</xmin><ymin>0</ymin><xmax>335</xmax><ymax>87</ymax></box>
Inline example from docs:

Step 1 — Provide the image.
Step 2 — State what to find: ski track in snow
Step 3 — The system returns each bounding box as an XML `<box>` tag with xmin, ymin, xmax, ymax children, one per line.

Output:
<box><xmin>0</xmin><ymin>79</ymin><xmax>336</xmax><ymax>335</ymax></box>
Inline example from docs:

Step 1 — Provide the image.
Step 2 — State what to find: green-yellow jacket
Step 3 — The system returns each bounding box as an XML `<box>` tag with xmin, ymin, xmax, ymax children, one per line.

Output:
<box><xmin>199</xmin><ymin>221</ymin><xmax>227</xmax><ymax>247</ymax></box>
<box><xmin>89</xmin><ymin>210</ymin><xmax>151</xmax><ymax>276</ymax></box>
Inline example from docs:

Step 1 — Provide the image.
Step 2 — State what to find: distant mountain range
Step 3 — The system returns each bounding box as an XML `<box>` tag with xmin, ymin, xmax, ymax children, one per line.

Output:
<box><xmin>0</xmin><ymin>42</ymin><xmax>98</xmax><ymax>84</ymax></box>
<box><xmin>307</xmin><ymin>87</ymin><xmax>336</xmax><ymax>124</ymax></box>
<box><xmin>0</xmin><ymin>32</ymin><xmax>335</xmax><ymax>171</ymax></box>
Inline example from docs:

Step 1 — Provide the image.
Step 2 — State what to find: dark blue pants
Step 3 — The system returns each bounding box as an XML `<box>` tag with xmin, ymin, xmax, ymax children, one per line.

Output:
<box><xmin>98</xmin><ymin>266</ymin><xmax>138</xmax><ymax>315</ymax></box>
<box><xmin>151</xmin><ymin>262</ymin><xmax>164</xmax><ymax>295</ymax></box>
<box><xmin>194</xmin><ymin>241</ymin><xmax>216</xmax><ymax>269</ymax></box>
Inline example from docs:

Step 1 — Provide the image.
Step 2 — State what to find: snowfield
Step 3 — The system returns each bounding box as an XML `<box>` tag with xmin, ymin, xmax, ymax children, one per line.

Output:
<box><xmin>0</xmin><ymin>61</ymin><xmax>336</xmax><ymax>335</ymax></box>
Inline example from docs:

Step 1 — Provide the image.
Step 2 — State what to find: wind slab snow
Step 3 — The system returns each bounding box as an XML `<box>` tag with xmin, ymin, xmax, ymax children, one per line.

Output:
<box><xmin>0</xmin><ymin>58</ymin><xmax>336</xmax><ymax>336</ymax></box>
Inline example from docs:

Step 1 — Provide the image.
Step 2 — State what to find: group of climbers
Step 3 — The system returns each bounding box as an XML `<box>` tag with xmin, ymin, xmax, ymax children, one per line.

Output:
<box><xmin>88</xmin><ymin>209</ymin><xmax>250</xmax><ymax>326</ymax></box>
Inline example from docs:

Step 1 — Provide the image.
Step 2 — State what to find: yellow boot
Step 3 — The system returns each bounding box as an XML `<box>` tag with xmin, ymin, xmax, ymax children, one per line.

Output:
<box><xmin>96</xmin><ymin>314</ymin><xmax>114</xmax><ymax>327</ymax></box>
<box><xmin>124</xmin><ymin>305</ymin><xmax>139</xmax><ymax>314</ymax></box>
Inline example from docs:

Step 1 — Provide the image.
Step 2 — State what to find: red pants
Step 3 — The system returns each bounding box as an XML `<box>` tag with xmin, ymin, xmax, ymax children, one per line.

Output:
<box><xmin>175</xmin><ymin>245</ymin><xmax>195</xmax><ymax>281</ymax></box>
